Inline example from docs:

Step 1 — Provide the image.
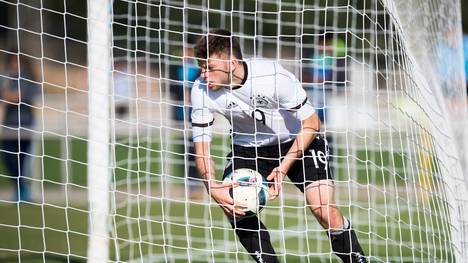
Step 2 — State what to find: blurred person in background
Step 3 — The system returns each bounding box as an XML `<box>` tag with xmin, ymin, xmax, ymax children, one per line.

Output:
<box><xmin>302</xmin><ymin>31</ymin><xmax>346</xmax><ymax>123</ymax></box>
<box><xmin>302</xmin><ymin>32</ymin><xmax>347</xmax><ymax>173</ymax></box>
<box><xmin>1</xmin><ymin>52</ymin><xmax>39</xmax><ymax>202</ymax></box>
<box><xmin>113</xmin><ymin>61</ymin><xmax>134</xmax><ymax>119</ymax></box>
<box><xmin>171</xmin><ymin>40</ymin><xmax>200</xmax><ymax>121</ymax></box>
<box><xmin>434</xmin><ymin>26</ymin><xmax>461</xmax><ymax>99</ymax></box>
<box><xmin>169</xmin><ymin>36</ymin><xmax>202</xmax><ymax>197</ymax></box>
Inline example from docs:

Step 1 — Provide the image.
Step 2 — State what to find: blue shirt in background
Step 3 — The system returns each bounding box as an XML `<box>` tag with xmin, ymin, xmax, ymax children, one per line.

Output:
<box><xmin>2</xmin><ymin>70</ymin><xmax>39</xmax><ymax>130</ymax></box>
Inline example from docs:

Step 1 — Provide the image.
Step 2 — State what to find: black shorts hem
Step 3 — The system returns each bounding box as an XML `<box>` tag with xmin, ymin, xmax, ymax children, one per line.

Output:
<box><xmin>223</xmin><ymin>136</ymin><xmax>333</xmax><ymax>193</ymax></box>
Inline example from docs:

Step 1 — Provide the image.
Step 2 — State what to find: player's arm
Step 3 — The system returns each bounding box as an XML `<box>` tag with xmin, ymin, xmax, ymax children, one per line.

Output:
<box><xmin>191</xmin><ymin>81</ymin><xmax>218</xmax><ymax>190</ymax></box>
<box><xmin>194</xmin><ymin>141</ymin><xmax>217</xmax><ymax>189</ymax></box>
<box><xmin>267</xmin><ymin>112</ymin><xmax>320</xmax><ymax>199</ymax></box>
<box><xmin>267</xmin><ymin>70</ymin><xmax>319</xmax><ymax>199</ymax></box>
<box><xmin>281</xmin><ymin>112</ymin><xmax>320</xmax><ymax>171</ymax></box>
<box><xmin>194</xmin><ymin>139</ymin><xmax>245</xmax><ymax>217</ymax></box>
<box><xmin>191</xmin><ymin>80</ymin><xmax>245</xmax><ymax>216</ymax></box>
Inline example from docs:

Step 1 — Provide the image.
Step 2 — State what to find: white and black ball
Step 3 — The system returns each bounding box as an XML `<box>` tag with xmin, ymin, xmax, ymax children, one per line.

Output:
<box><xmin>223</xmin><ymin>168</ymin><xmax>269</xmax><ymax>218</ymax></box>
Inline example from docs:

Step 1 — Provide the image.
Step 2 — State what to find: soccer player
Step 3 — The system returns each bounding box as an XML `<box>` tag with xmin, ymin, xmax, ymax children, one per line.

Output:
<box><xmin>191</xmin><ymin>28</ymin><xmax>367</xmax><ymax>263</ymax></box>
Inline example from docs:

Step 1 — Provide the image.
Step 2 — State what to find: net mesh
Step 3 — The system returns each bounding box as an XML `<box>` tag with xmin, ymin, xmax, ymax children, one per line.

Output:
<box><xmin>0</xmin><ymin>0</ymin><xmax>466</xmax><ymax>262</ymax></box>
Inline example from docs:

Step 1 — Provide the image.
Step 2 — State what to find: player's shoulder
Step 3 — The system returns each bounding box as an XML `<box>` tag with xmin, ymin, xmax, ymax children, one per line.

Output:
<box><xmin>246</xmin><ymin>58</ymin><xmax>280</xmax><ymax>73</ymax></box>
<box><xmin>246</xmin><ymin>58</ymin><xmax>295</xmax><ymax>81</ymax></box>
<box><xmin>191</xmin><ymin>77</ymin><xmax>208</xmax><ymax>94</ymax></box>
<box><xmin>192</xmin><ymin>77</ymin><xmax>206</xmax><ymax>90</ymax></box>
<box><xmin>191</xmin><ymin>77</ymin><xmax>209</xmax><ymax>99</ymax></box>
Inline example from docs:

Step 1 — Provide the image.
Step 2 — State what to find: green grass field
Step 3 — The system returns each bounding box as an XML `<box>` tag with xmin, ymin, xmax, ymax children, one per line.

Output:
<box><xmin>0</xmin><ymin>198</ymin><xmax>453</xmax><ymax>262</ymax></box>
<box><xmin>0</xmin><ymin>135</ymin><xmax>454</xmax><ymax>262</ymax></box>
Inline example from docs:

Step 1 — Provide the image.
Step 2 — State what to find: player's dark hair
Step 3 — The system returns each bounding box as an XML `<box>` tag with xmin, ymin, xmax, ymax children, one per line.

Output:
<box><xmin>194</xmin><ymin>28</ymin><xmax>243</xmax><ymax>67</ymax></box>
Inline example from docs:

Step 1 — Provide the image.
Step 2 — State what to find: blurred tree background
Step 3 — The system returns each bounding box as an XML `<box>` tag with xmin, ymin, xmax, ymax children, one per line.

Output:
<box><xmin>2</xmin><ymin>0</ymin><xmax>466</xmax><ymax>67</ymax></box>
<box><xmin>0</xmin><ymin>0</ymin><xmax>467</xmax><ymax>95</ymax></box>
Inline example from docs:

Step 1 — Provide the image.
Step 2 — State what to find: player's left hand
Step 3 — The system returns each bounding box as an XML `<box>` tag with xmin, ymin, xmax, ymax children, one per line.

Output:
<box><xmin>266</xmin><ymin>167</ymin><xmax>287</xmax><ymax>200</ymax></box>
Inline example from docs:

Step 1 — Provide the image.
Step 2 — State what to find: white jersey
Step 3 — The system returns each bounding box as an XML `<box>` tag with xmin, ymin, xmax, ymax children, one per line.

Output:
<box><xmin>191</xmin><ymin>58</ymin><xmax>315</xmax><ymax>147</ymax></box>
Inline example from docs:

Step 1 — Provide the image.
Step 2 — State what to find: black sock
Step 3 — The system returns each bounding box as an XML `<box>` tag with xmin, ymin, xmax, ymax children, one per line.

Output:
<box><xmin>329</xmin><ymin>219</ymin><xmax>366</xmax><ymax>263</ymax></box>
<box><xmin>231</xmin><ymin>216</ymin><xmax>279</xmax><ymax>263</ymax></box>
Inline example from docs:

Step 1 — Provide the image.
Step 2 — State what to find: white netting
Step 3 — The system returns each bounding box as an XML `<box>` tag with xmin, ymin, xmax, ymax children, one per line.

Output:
<box><xmin>0</xmin><ymin>0</ymin><xmax>467</xmax><ymax>263</ymax></box>
<box><xmin>108</xmin><ymin>1</ymin><xmax>468</xmax><ymax>262</ymax></box>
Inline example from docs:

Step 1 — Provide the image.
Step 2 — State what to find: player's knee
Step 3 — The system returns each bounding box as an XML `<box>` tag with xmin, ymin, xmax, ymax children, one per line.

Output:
<box><xmin>312</xmin><ymin>206</ymin><xmax>343</xmax><ymax>229</ymax></box>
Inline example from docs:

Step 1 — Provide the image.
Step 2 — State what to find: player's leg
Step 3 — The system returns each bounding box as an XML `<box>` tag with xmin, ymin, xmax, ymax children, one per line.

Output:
<box><xmin>223</xmin><ymin>149</ymin><xmax>279</xmax><ymax>263</ymax></box>
<box><xmin>304</xmin><ymin>180</ymin><xmax>366</xmax><ymax>263</ymax></box>
<box><xmin>287</xmin><ymin>135</ymin><xmax>366</xmax><ymax>263</ymax></box>
<box><xmin>304</xmin><ymin>180</ymin><xmax>342</xmax><ymax>229</ymax></box>
<box><xmin>228</xmin><ymin>215</ymin><xmax>279</xmax><ymax>263</ymax></box>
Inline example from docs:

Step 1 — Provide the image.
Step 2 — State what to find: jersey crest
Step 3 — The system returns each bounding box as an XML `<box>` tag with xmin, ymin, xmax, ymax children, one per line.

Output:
<box><xmin>226</xmin><ymin>101</ymin><xmax>239</xmax><ymax>110</ymax></box>
<box><xmin>251</xmin><ymin>95</ymin><xmax>274</xmax><ymax>109</ymax></box>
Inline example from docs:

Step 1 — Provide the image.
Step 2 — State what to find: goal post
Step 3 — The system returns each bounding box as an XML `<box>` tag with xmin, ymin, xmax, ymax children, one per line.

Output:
<box><xmin>86</xmin><ymin>0</ymin><xmax>111</xmax><ymax>262</ymax></box>
<box><xmin>0</xmin><ymin>1</ymin><xmax>467</xmax><ymax>263</ymax></box>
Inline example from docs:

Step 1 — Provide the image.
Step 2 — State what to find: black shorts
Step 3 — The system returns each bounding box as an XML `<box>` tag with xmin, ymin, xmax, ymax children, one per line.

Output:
<box><xmin>223</xmin><ymin>135</ymin><xmax>332</xmax><ymax>192</ymax></box>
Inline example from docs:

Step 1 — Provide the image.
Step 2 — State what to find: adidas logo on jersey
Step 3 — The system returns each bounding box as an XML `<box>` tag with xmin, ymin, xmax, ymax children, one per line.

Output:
<box><xmin>226</xmin><ymin>101</ymin><xmax>238</xmax><ymax>109</ymax></box>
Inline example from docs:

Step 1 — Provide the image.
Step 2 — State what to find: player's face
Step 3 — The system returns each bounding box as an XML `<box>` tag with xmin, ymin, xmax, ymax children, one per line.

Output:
<box><xmin>199</xmin><ymin>54</ymin><xmax>232</xmax><ymax>90</ymax></box>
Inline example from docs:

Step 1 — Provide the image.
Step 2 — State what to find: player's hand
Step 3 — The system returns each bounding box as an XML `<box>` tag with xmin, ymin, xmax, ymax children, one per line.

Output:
<box><xmin>208</xmin><ymin>182</ymin><xmax>247</xmax><ymax>217</ymax></box>
<box><xmin>266</xmin><ymin>167</ymin><xmax>287</xmax><ymax>200</ymax></box>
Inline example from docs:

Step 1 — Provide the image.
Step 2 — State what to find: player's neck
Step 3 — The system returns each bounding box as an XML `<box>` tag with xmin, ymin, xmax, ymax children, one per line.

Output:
<box><xmin>231</xmin><ymin>61</ymin><xmax>247</xmax><ymax>89</ymax></box>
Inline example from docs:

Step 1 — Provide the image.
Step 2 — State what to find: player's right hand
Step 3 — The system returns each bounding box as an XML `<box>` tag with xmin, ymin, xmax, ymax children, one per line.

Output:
<box><xmin>208</xmin><ymin>182</ymin><xmax>246</xmax><ymax>217</ymax></box>
<box><xmin>266</xmin><ymin>167</ymin><xmax>287</xmax><ymax>200</ymax></box>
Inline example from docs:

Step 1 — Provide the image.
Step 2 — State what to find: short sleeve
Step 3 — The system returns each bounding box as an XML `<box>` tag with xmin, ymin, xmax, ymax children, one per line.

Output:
<box><xmin>190</xmin><ymin>79</ymin><xmax>214</xmax><ymax>142</ymax></box>
<box><xmin>278</xmin><ymin>71</ymin><xmax>315</xmax><ymax>120</ymax></box>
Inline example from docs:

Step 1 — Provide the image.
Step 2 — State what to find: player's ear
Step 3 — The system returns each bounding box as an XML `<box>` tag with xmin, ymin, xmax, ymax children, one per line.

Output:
<box><xmin>230</xmin><ymin>57</ymin><xmax>240</xmax><ymax>70</ymax></box>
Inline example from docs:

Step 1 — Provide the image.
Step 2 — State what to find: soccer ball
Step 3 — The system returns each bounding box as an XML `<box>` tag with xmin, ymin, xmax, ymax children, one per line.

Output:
<box><xmin>223</xmin><ymin>168</ymin><xmax>269</xmax><ymax>217</ymax></box>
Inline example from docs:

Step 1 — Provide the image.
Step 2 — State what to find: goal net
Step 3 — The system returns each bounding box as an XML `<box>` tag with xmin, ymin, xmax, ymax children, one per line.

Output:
<box><xmin>0</xmin><ymin>0</ymin><xmax>467</xmax><ymax>262</ymax></box>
